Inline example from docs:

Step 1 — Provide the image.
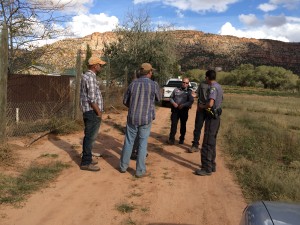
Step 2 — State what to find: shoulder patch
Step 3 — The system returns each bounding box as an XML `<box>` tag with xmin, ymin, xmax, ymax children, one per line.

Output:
<box><xmin>210</xmin><ymin>87</ymin><xmax>216</xmax><ymax>94</ymax></box>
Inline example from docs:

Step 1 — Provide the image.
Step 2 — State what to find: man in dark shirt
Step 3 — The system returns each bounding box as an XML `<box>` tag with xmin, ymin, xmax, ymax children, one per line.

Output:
<box><xmin>120</xmin><ymin>63</ymin><xmax>161</xmax><ymax>178</ymax></box>
<box><xmin>189</xmin><ymin>80</ymin><xmax>209</xmax><ymax>153</ymax></box>
<box><xmin>167</xmin><ymin>78</ymin><xmax>194</xmax><ymax>145</ymax></box>
<box><xmin>195</xmin><ymin>70</ymin><xmax>223</xmax><ymax>176</ymax></box>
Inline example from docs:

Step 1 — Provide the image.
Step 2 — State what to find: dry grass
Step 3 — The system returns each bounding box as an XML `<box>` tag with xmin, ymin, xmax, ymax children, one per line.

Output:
<box><xmin>220</xmin><ymin>90</ymin><xmax>300</xmax><ymax>203</ymax></box>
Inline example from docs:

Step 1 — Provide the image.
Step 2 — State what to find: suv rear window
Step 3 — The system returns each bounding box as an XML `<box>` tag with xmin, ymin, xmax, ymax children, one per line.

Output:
<box><xmin>166</xmin><ymin>81</ymin><xmax>182</xmax><ymax>87</ymax></box>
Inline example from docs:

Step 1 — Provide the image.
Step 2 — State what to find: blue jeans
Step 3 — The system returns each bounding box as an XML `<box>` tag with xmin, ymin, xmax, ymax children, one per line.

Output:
<box><xmin>120</xmin><ymin>122</ymin><xmax>152</xmax><ymax>176</ymax></box>
<box><xmin>81</xmin><ymin>110</ymin><xmax>101</xmax><ymax>166</ymax></box>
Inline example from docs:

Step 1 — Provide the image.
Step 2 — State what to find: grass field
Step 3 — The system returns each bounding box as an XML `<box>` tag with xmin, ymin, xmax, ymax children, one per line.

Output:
<box><xmin>220</xmin><ymin>86</ymin><xmax>300</xmax><ymax>203</ymax></box>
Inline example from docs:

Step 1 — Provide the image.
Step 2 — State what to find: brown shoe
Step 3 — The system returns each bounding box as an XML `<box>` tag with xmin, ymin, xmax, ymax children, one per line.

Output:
<box><xmin>80</xmin><ymin>164</ymin><xmax>100</xmax><ymax>172</ymax></box>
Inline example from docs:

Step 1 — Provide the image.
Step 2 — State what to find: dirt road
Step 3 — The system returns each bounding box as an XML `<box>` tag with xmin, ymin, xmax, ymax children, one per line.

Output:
<box><xmin>1</xmin><ymin>104</ymin><xmax>246</xmax><ymax>225</ymax></box>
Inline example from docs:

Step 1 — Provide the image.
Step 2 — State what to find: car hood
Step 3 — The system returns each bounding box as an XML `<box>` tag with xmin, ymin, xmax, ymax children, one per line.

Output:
<box><xmin>263</xmin><ymin>201</ymin><xmax>300</xmax><ymax>225</ymax></box>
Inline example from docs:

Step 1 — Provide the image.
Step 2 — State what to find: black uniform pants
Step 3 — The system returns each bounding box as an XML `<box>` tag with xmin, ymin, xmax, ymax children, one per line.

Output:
<box><xmin>169</xmin><ymin>108</ymin><xmax>189</xmax><ymax>141</ymax></box>
<box><xmin>192</xmin><ymin>109</ymin><xmax>206</xmax><ymax>147</ymax></box>
<box><xmin>201</xmin><ymin>117</ymin><xmax>220</xmax><ymax>172</ymax></box>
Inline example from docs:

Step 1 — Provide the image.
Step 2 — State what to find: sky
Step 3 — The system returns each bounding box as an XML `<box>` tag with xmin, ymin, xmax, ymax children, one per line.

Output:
<box><xmin>37</xmin><ymin>0</ymin><xmax>300</xmax><ymax>43</ymax></box>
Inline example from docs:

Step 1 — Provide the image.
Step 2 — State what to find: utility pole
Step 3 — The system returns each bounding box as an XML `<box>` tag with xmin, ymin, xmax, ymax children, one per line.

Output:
<box><xmin>0</xmin><ymin>25</ymin><xmax>8</xmax><ymax>143</ymax></box>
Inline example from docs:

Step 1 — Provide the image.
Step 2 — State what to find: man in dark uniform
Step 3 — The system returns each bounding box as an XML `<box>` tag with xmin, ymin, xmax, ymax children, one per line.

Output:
<box><xmin>195</xmin><ymin>70</ymin><xmax>223</xmax><ymax>176</ymax></box>
<box><xmin>168</xmin><ymin>78</ymin><xmax>194</xmax><ymax>145</ymax></box>
<box><xmin>189</xmin><ymin>80</ymin><xmax>209</xmax><ymax>153</ymax></box>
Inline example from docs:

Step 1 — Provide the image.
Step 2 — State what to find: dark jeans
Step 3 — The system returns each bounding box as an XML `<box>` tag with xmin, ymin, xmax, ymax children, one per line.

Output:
<box><xmin>201</xmin><ymin>117</ymin><xmax>220</xmax><ymax>172</ymax></box>
<box><xmin>169</xmin><ymin>108</ymin><xmax>189</xmax><ymax>141</ymax></box>
<box><xmin>192</xmin><ymin>109</ymin><xmax>206</xmax><ymax>147</ymax></box>
<box><xmin>81</xmin><ymin>110</ymin><xmax>101</xmax><ymax>166</ymax></box>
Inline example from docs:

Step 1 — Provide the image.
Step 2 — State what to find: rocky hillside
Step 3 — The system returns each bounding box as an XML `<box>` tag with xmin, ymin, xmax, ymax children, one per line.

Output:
<box><xmin>28</xmin><ymin>30</ymin><xmax>300</xmax><ymax>75</ymax></box>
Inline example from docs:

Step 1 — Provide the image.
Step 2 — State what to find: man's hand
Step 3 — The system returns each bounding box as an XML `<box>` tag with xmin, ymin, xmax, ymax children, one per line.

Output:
<box><xmin>172</xmin><ymin>102</ymin><xmax>179</xmax><ymax>108</ymax></box>
<box><xmin>178</xmin><ymin>104</ymin><xmax>183</xmax><ymax>109</ymax></box>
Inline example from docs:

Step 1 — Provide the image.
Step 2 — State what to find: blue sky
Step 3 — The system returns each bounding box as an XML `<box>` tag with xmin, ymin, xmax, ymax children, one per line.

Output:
<box><xmin>39</xmin><ymin>0</ymin><xmax>300</xmax><ymax>43</ymax></box>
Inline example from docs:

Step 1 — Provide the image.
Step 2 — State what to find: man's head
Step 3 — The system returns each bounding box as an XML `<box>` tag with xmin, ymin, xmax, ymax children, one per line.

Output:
<box><xmin>88</xmin><ymin>56</ymin><xmax>106</xmax><ymax>72</ymax></box>
<box><xmin>140</xmin><ymin>63</ymin><xmax>155</xmax><ymax>77</ymax></box>
<box><xmin>205</xmin><ymin>70</ymin><xmax>216</xmax><ymax>82</ymax></box>
<box><xmin>181</xmin><ymin>78</ymin><xmax>190</xmax><ymax>89</ymax></box>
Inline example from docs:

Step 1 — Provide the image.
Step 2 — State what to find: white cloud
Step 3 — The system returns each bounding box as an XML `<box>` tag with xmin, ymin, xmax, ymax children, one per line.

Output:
<box><xmin>264</xmin><ymin>14</ymin><xmax>287</xmax><ymax>27</ymax></box>
<box><xmin>67</xmin><ymin>13</ymin><xmax>119</xmax><ymax>37</ymax></box>
<box><xmin>239</xmin><ymin>14</ymin><xmax>260</xmax><ymax>26</ymax></box>
<box><xmin>133</xmin><ymin>0</ymin><xmax>239</xmax><ymax>13</ymax></box>
<box><xmin>269</xmin><ymin>0</ymin><xmax>300</xmax><ymax>10</ymax></box>
<box><xmin>176</xmin><ymin>10</ymin><xmax>184</xmax><ymax>18</ymax></box>
<box><xmin>258</xmin><ymin>3</ymin><xmax>278</xmax><ymax>12</ymax></box>
<box><xmin>218</xmin><ymin>19</ymin><xmax>300</xmax><ymax>42</ymax></box>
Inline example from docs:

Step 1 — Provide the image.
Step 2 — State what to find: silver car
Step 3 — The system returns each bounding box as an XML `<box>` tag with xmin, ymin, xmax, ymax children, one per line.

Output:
<box><xmin>240</xmin><ymin>201</ymin><xmax>300</xmax><ymax>225</ymax></box>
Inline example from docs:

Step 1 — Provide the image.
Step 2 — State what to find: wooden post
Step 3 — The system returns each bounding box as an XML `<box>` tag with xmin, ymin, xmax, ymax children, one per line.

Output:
<box><xmin>124</xmin><ymin>66</ymin><xmax>128</xmax><ymax>88</ymax></box>
<box><xmin>74</xmin><ymin>49</ymin><xmax>82</xmax><ymax>120</ymax></box>
<box><xmin>0</xmin><ymin>25</ymin><xmax>8</xmax><ymax>143</ymax></box>
<box><xmin>105</xmin><ymin>57</ymin><xmax>110</xmax><ymax>105</ymax></box>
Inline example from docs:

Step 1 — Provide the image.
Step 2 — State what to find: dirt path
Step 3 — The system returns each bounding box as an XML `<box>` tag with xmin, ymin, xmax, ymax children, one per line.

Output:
<box><xmin>1</xmin><ymin>104</ymin><xmax>247</xmax><ymax>225</ymax></box>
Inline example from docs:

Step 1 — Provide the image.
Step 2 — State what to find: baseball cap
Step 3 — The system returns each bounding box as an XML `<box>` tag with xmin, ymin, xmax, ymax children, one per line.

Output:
<box><xmin>140</xmin><ymin>63</ymin><xmax>155</xmax><ymax>71</ymax></box>
<box><xmin>88</xmin><ymin>56</ymin><xmax>106</xmax><ymax>66</ymax></box>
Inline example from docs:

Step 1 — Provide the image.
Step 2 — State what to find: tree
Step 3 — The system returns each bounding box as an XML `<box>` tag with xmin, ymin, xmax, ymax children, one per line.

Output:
<box><xmin>82</xmin><ymin>44</ymin><xmax>92</xmax><ymax>73</ymax></box>
<box><xmin>0</xmin><ymin>0</ymin><xmax>74</xmax><ymax>73</ymax></box>
<box><xmin>102</xmin><ymin>8</ymin><xmax>178</xmax><ymax>86</ymax></box>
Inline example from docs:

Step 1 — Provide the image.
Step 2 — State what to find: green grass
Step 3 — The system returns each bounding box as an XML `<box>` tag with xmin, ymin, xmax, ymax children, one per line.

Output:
<box><xmin>223</xmin><ymin>85</ymin><xmax>300</xmax><ymax>97</ymax></box>
<box><xmin>220</xmin><ymin>89</ymin><xmax>300</xmax><ymax>203</ymax></box>
<box><xmin>0</xmin><ymin>161</ymin><xmax>69</xmax><ymax>205</ymax></box>
<box><xmin>0</xmin><ymin>145</ymin><xmax>14</xmax><ymax>166</ymax></box>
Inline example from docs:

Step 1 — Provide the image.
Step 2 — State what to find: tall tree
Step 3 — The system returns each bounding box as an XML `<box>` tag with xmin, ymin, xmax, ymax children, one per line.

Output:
<box><xmin>103</xmin><ymin>8</ymin><xmax>178</xmax><ymax>85</ymax></box>
<box><xmin>0</xmin><ymin>0</ymin><xmax>74</xmax><ymax>73</ymax></box>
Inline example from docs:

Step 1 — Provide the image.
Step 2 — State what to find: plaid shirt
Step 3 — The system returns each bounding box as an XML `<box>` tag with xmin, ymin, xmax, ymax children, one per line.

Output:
<box><xmin>123</xmin><ymin>76</ymin><xmax>161</xmax><ymax>125</ymax></box>
<box><xmin>80</xmin><ymin>70</ymin><xmax>103</xmax><ymax>113</ymax></box>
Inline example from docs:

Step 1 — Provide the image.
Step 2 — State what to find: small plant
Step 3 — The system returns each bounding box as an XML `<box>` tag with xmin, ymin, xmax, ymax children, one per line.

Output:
<box><xmin>141</xmin><ymin>207</ymin><xmax>149</xmax><ymax>212</ymax></box>
<box><xmin>40</xmin><ymin>153</ymin><xmax>58</xmax><ymax>158</ymax></box>
<box><xmin>123</xmin><ymin>217</ymin><xmax>136</xmax><ymax>225</ymax></box>
<box><xmin>162</xmin><ymin>172</ymin><xmax>172</xmax><ymax>180</ymax></box>
<box><xmin>116</xmin><ymin>202</ymin><xmax>136</xmax><ymax>214</ymax></box>
<box><xmin>128</xmin><ymin>191</ymin><xmax>143</xmax><ymax>198</ymax></box>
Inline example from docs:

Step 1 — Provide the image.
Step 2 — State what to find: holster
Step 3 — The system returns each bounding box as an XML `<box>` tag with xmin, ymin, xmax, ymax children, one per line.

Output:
<box><xmin>205</xmin><ymin>107</ymin><xmax>222</xmax><ymax>119</ymax></box>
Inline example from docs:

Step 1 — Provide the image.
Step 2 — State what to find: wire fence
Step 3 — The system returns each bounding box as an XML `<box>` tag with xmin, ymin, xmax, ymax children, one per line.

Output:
<box><xmin>5</xmin><ymin>74</ymin><xmax>127</xmax><ymax>138</ymax></box>
<box><xmin>6</xmin><ymin>74</ymin><xmax>74</xmax><ymax>137</ymax></box>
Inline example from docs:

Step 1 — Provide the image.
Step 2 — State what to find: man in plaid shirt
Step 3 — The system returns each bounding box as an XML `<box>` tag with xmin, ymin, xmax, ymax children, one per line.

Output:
<box><xmin>80</xmin><ymin>56</ymin><xmax>106</xmax><ymax>172</ymax></box>
<box><xmin>120</xmin><ymin>63</ymin><xmax>161</xmax><ymax>178</ymax></box>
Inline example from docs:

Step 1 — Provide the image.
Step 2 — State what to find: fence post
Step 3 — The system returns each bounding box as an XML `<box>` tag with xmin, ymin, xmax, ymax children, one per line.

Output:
<box><xmin>73</xmin><ymin>49</ymin><xmax>82</xmax><ymax>120</ymax></box>
<box><xmin>105</xmin><ymin>57</ymin><xmax>110</xmax><ymax>105</ymax></box>
<box><xmin>124</xmin><ymin>66</ymin><xmax>128</xmax><ymax>88</ymax></box>
<box><xmin>0</xmin><ymin>25</ymin><xmax>8</xmax><ymax>143</ymax></box>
